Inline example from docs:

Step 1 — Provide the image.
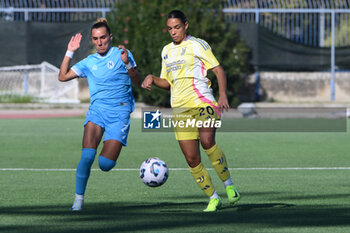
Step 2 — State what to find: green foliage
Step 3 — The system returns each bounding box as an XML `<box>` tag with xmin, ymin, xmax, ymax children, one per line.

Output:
<box><xmin>108</xmin><ymin>0</ymin><xmax>249</xmax><ymax>107</ymax></box>
<box><xmin>0</xmin><ymin>94</ymin><xmax>40</xmax><ymax>103</ymax></box>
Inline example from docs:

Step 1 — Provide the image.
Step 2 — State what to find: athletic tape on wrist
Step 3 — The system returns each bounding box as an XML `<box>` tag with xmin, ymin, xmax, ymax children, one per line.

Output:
<box><xmin>65</xmin><ymin>50</ymin><xmax>74</xmax><ymax>59</ymax></box>
<box><xmin>125</xmin><ymin>62</ymin><xmax>132</xmax><ymax>70</ymax></box>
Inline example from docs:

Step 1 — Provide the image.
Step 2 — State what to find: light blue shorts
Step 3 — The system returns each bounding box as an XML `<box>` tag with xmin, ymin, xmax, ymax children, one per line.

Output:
<box><xmin>84</xmin><ymin>106</ymin><xmax>131</xmax><ymax>146</ymax></box>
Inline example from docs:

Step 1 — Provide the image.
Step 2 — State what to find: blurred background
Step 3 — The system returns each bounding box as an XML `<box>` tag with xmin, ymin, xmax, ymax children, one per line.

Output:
<box><xmin>1</xmin><ymin>0</ymin><xmax>350</xmax><ymax>107</ymax></box>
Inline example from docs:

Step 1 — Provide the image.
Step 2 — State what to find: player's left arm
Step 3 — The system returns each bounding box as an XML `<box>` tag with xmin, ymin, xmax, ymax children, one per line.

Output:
<box><xmin>118</xmin><ymin>45</ymin><xmax>142</xmax><ymax>86</ymax></box>
<box><xmin>211</xmin><ymin>65</ymin><xmax>230</xmax><ymax>113</ymax></box>
<box><xmin>127</xmin><ymin>66</ymin><xmax>142</xmax><ymax>86</ymax></box>
<box><xmin>197</xmin><ymin>39</ymin><xmax>230</xmax><ymax>112</ymax></box>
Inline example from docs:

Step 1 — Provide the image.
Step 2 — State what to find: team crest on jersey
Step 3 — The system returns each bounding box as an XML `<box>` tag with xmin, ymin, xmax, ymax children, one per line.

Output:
<box><xmin>107</xmin><ymin>61</ymin><xmax>114</xmax><ymax>69</ymax></box>
<box><xmin>92</xmin><ymin>65</ymin><xmax>98</xmax><ymax>70</ymax></box>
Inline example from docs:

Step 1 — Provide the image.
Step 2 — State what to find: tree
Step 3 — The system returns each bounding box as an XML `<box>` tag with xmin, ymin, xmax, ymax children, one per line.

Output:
<box><xmin>108</xmin><ymin>0</ymin><xmax>249</xmax><ymax>107</ymax></box>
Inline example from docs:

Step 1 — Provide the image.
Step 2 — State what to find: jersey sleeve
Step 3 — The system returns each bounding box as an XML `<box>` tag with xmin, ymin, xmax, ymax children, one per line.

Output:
<box><xmin>194</xmin><ymin>39</ymin><xmax>220</xmax><ymax>70</ymax></box>
<box><xmin>71</xmin><ymin>58</ymin><xmax>88</xmax><ymax>78</ymax></box>
<box><xmin>160</xmin><ymin>47</ymin><xmax>170</xmax><ymax>82</ymax></box>
<box><xmin>127</xmin><ymin>50</ymin><xmax>137</xmax><ymax>68</ymax></box>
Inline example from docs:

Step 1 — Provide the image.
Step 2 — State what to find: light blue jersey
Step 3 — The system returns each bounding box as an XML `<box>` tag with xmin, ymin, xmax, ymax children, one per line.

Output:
<box><xmin>72</xmin><ymin>47</ymin><xmax>136</xmax><ymax>112</ymax></box>
<box><xmin>71</xmin><ymin>47</ymin><xmax>136</xmax><ymax>145</ymax></box>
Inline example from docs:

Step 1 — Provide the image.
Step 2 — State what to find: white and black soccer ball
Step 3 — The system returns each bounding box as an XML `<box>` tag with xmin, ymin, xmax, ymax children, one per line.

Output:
<box><xmin>140</xmin><ymin>157</ymin><xmax>169</xmax><ymax>187</ymax></box>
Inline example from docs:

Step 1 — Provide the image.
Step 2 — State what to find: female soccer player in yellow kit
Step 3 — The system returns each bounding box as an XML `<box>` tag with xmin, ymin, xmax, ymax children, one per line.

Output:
<box><xmin>142</xmin><ymin>10</ymin><xmax>240</xmax><ymax>212</ymax></box>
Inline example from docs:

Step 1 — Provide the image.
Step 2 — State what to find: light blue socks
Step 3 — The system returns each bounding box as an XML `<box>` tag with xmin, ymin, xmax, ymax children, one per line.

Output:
<box><xmin>75</xmin><ymin>148</ymin><xmax>96</xmax><ymax>195</ymax></box>
<box><xmin>75</xmin><ymin>148</ymin><xmax>116</xmax><ymax>195</ymax></box>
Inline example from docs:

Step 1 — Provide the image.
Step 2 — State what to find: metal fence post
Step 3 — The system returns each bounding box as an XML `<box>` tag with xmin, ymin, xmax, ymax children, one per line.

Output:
<box><xmin>24</xmin><ymin>9</ymin><xmax>28</xmax><ymax>21</ymax></box>
<box><xmin>23</xmin><ymin>71</ymin><xmax>28</xmax><ymax>95</ymax></box>
<box><xmin>319</xmin><ymin>12</ymin><xmax>325</xmax><ymax>47</ymax></box>
<box><xmin>255</xmin><ymin>9</ymin><xmax>260</xmax><ymax>100</ymax></box>
<box><xmin>330</xmin><ymin>11</ymin><xmax>335</xmax><ymax>101</ymax></box>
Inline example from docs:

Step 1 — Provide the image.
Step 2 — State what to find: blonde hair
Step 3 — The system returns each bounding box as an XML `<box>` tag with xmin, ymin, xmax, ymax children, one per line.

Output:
<box><xmin>91</xmin><ymin>17</ymin><xmax>111</xmax><ymax>34</ymax></box>
<box><xmin>95</xmin><ymin>17</ymin><xmax>107</xmax><ymax>24</ymax></box>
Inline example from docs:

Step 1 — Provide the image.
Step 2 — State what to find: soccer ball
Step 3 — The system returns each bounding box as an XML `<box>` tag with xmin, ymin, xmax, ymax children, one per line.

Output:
<box><xmin>140</xmin><ymin>157</ymin><xmax>169</xmax><ymax>187</ymax></box>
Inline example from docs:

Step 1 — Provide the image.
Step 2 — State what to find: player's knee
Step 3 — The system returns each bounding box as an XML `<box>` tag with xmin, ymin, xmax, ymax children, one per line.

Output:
<box><xmin>98</xmin><ymin>156</ymin><xmax>116</xmax><ymax>171</ymax></box>
<box><xmin>201</xmin><ymin>138</ymin><xmax>215</xmax><ymax>150</ymax></box>
<box><xmin>186</xmin><ymin>155</ymin><xmax>201</xmax><ymax>168</ymax></box>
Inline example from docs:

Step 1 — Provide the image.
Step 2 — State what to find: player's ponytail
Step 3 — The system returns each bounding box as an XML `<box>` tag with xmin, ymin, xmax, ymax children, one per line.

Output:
<box><xmin>96</xmin><ymin>17</ymin><xmax>107</xmax><ymax>24</ymax></box>
<box><xmin>91</xmin><ymin>17</ymin><xmax>111</xmax><ymax>35</ymax></box>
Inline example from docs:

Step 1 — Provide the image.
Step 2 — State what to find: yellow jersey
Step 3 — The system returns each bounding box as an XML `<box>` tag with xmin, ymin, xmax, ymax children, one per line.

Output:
<box><xmin>160</xmin><ymin>36</ymin><xmax>220</xmax><ymax>110</ymax></box>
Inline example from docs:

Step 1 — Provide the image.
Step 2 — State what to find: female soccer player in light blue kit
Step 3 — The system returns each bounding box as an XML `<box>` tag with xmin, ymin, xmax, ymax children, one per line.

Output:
<box><xmin>58</xmin><ymin>18</ymin><xmax>141</xmax><ymax>210</ymax></box>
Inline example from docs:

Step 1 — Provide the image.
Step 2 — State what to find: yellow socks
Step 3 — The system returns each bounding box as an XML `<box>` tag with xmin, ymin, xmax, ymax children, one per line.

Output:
<box><xmin>189</xmin><ymin>162</ymin><xmax>215</xmax><ymax>197</ymax></box>
<box><xmin>189</xmin><ymin>145</ymin><xmax>233</xmax><ymax>199</ymax></box>
<box><xmin>205</xmin><ymin>144</ymin><xmax>230</xmax><ymax>182</ymax></box>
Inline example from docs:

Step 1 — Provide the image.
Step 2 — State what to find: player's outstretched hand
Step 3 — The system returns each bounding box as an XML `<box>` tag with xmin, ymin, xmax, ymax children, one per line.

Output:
<box><xmin>142</xmin><ymin>75</ymin><xmax>154</xmax><ymax>91</ymax></box>
<box><xmin>118</xmin><ymin>45</ymin><xmax>129</xmax><ymax>64</ymax></box>
<box><xmin>67</xmin><ymin>33</ymin><xmax>82</xmax><ymax>52</ymax></box>
<box><xmin>218</xmin><ymin>95</ymin><xmax>230</xmax><ymax>113</ymax></box>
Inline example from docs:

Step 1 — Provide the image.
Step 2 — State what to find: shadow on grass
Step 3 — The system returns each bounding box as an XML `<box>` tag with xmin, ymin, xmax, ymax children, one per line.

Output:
<box><xmin>0</xmin><ymin>200</ymin><xmax>350</xmax><ymax>233</ymax></box>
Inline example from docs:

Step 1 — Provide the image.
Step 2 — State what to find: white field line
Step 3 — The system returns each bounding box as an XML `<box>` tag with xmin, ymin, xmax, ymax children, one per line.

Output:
<box><xmin>0</xmin><ymin>167</ymin><xmax>350</xmax><ymax>172</ymax></box>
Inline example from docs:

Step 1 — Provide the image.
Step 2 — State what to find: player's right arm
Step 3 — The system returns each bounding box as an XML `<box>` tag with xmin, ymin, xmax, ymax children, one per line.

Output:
<box><xmin>142</xmin><ymin>74</ymin><xmax>170</xmax><ymax>90</ymax></box>
<box><xmin>142</xmin><ymin>47</ymin><xmax>171</xmax><ymax>90</ymax></box>
<box><xmin>58</xmin><ymin>33</ymin><xmax>82</xmax><ymax>82</ymax></box>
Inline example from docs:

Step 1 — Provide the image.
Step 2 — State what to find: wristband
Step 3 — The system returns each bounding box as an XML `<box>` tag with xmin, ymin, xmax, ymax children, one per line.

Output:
<box><xmin>125</xmin><ymin>62</ymin><xmax>133</xmax><ymax>70</ymax></box>
<box><xmin>65</xmin><ymin>50</ymin><xmax>74</xmax><ymax>59</ymax></box>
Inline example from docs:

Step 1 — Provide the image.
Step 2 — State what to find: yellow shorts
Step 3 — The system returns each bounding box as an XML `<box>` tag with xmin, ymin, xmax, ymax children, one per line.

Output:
<box><xmin>173</xmin><ymin>104</ymin><xmax>221</xmax><ymax>141</ymax></box>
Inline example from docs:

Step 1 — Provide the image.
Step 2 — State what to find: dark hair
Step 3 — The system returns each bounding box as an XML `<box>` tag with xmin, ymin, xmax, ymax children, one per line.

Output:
<box><xmin>91</xmin><ymin>18</ymin><xmax>111</xmax><ymax>35</ymax></box>
<box><xmin>167</xmin><ymin>10</ymin><xmax>187</xmax><ymax>24</ymax></box>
